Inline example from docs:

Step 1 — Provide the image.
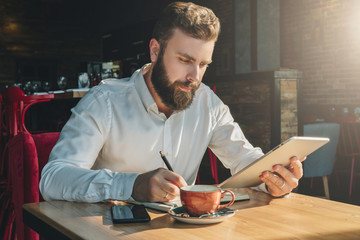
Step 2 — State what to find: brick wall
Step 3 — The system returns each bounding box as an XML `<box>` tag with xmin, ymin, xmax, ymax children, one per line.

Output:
<box><xmin>213</xmin><ymin>0</ymin><xmax>235</xmax><ymax>77</ymax></box>
<box><xmin>281</xmin><ymin>0</ymin><xmax>360</xmax><ymax>117</ymax></box>
<box><xmin>195</xmin><ymin>0</ymin><xmax>234</xmax><ymax>80</ymax></box>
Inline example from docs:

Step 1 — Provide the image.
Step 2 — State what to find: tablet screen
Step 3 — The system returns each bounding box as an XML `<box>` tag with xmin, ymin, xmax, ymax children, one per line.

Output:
<box><xmin>218</xmin><ymin>136</ymin><xmax>329</xmax><ymax>188</ymax></box>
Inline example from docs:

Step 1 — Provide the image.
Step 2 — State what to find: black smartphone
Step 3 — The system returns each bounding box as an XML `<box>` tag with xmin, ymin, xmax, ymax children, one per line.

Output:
<box><xmin>111</xmin><ymin>205</ymin><xmax>151</xmax><ymax>223</ymax></box>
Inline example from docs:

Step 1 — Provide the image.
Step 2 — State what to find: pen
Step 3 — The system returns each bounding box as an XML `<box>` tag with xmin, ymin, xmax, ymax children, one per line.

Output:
<box><xmin>159</xmin><ymin>151</ymin><xmax>174</xmax><ymax>171</ymax></box>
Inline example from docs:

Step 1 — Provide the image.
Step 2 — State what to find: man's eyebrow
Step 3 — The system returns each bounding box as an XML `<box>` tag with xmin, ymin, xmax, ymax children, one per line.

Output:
<box><xmin>177</xmin><ymin>52</ymin><xmax>212</xmax><ymax>64</ymax></box>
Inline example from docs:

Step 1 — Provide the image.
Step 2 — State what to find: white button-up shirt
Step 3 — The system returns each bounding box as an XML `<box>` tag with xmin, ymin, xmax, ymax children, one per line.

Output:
<box><xmin>40</xmin><ymin>65</ymin><xmax>264</xmax><ymax>202</ymax></box>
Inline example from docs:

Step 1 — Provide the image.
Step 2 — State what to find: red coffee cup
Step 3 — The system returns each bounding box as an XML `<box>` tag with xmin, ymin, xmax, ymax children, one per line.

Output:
<box><xmin>180</xmin><ymin>185</ymin><xmax>235</xmax><ymax>217</ymax></box>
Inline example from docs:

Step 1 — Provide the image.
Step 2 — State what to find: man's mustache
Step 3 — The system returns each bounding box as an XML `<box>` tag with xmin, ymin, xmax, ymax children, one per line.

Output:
<box><xmin>173</xmin><ymin>80</ymin><xmax>199</xmax><ymax>90</ymax></box>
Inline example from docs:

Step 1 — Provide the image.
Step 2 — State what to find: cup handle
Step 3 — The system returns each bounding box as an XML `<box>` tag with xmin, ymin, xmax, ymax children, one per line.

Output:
<box><xmin>218</xmin><ymin>190</ymin><xmax>235</xmax><ymax>210</ymax></box>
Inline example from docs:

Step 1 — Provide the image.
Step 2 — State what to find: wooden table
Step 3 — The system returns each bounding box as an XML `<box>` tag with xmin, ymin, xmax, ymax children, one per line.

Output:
<box><xmin>23</xmin><ymin>188</ymin><xmax>360</xmax><ymax>240</ymax></box>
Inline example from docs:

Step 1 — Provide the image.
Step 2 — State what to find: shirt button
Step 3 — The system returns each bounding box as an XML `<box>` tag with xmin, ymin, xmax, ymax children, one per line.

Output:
<box><xmin>119</xmin><ymin>193</ymin><xmax>124</xmax><ymax>197</ymax></box>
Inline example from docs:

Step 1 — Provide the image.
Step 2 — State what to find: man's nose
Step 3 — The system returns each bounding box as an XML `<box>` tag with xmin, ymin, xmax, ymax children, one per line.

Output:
<box><xmin>186</xmin><ymin>65</ymin><xmax>200</xmax><ymax>83</ymax></box>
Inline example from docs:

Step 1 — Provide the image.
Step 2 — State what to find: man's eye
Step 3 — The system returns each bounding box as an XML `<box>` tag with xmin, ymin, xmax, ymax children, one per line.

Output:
<box><xmin>200</xmin><ymin>63</ymin><xmax>209</xmax><ymax>68</ymax></box>
<box><xmin>179</xmin><ymin>58</ymin><xmax>190</xmax><ymax>63</ymax></box>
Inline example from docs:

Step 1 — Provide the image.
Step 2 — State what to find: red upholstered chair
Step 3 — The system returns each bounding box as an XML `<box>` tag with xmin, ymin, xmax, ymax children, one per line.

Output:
<box><xmin>2</xmin><ymin>86</ymin><xmax>54</xmax><ymax>137</ymax></box>
<box><xmin>8</xmin><ymin>131</ymin><xmax>60</xmax><ymax>240</ymax></box>
<box><xmin>0</xmin><ymin>87</ymin><xmax>55</xmax><ymax>239</ymax></box>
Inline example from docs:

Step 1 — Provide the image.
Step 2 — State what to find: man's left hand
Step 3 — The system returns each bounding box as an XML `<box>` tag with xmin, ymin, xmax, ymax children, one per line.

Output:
<box><xmin>259</xmin><ymin>156</ymin><xmax>306</xmax><ymax>197</ymax></box>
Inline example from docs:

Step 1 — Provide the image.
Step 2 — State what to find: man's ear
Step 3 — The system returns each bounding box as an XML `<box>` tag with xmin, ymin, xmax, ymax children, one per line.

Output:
<box><xmin>149</xmin><ymin>38</ymin><xmax>160</xmax><ymax>62</ymax></box>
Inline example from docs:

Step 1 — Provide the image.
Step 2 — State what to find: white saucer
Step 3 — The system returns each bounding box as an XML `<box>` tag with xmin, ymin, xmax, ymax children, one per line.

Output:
<box><xmin>168</xmin><ymin>207</ymin><xmax>235</xmax><ymax>225</ymax></box>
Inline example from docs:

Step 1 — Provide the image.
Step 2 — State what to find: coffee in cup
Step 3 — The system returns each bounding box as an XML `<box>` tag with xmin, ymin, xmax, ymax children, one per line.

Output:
<box><xmin>180</xmin><ymin>185</ymin><xmax>235</xmax><ymax>217</ymax></box>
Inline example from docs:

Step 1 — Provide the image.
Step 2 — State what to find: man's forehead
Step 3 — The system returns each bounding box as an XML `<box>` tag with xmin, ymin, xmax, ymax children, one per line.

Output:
<box><xmin>166</xmin><ymin>29</ymin><xmax>215</xmax><ymax>61</ymax></box>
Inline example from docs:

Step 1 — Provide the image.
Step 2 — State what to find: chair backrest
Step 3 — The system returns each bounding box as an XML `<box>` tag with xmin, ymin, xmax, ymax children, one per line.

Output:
<box><xmin>337</xmin><ymin>122</ymin><xmax>360</xmax><ymax>156</ymax></box>
<box><xmin>2</xmin><ymin>87</ymin><xmax>25</xmax><ymax>137</ymax></box>
<box><xmin>303</xmin><ymin>123</ymin><xmax>340</xmax><ymax>177</ymax></box>
<box><xmin>2</xmin><ymin>86</ymin><xmax>54</xmax><ymax>137</ymax></box>
<box><xmin>8</xmin><ymin>131</ymin><xmax>60</xmax><ymax>240</ymax></box>
<box><xmin>32</xmin><ymin>132</ymin><xmax>61</xmax><ymax>190</ymax></box>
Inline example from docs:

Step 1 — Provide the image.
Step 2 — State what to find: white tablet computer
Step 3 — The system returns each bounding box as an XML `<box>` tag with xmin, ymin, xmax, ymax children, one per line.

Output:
<box><xmin>218</xmin><ymin>136</ymin><xmax>330</xmax><ymax>188</ymax></box>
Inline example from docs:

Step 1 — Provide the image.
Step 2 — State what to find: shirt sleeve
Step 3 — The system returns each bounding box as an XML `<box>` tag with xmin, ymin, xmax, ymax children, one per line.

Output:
<box><xmin>39</xmin><ymin>87</ymin><xmax>138</xmax><ymax>202</ymax></box>
<box><xmin>207</xmin><ymin>93</ymin><xmax>269</xmax><ymax>193</ymax></box>
<box><xmin>207</xmin><ymin>92</ymin><xmax>264</xmax><ymax>175</ymax></box>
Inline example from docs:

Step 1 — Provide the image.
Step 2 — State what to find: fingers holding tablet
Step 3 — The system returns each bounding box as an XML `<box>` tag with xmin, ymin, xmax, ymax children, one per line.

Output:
<box><xmin>260</xmin><ymin>157</ymin><xmax>303</xmax><ymax>197</ymax></box>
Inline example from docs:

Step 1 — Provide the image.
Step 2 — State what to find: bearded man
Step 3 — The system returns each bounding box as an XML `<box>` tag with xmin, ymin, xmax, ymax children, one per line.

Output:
<box><xmin>40</xmin><ymin>2</ymin><xmax>304</xmax><ymax>202</ymax></box>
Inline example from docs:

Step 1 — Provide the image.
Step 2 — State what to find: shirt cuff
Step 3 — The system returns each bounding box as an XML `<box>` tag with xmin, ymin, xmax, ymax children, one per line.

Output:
<box><xmin>109</xmin><ymin>172</ymin><xmax>139</xmax><ymax>200</ymax></box>
<box><xmin>251</xmin><ymin>182</ymin><xmax>269</xmax><ymax>193</ymax></box>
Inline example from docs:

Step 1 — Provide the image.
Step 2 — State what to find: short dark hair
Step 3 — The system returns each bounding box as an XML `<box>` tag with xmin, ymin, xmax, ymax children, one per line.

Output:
<box><xmin>152</xmin><ymin>2</ymin><xmax>220</xmax><ymax>46</ymax></box>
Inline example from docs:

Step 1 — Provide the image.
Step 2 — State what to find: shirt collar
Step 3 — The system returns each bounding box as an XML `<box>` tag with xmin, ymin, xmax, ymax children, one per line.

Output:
<box><xmin>133</xmin><ymin>64</ymin><xmax>158</xmax><ymax>113</ymax></box>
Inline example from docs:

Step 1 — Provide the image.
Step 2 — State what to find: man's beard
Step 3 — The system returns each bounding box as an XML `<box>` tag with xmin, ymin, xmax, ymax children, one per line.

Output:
<box><xmin>151</xmin><ymin>51</ymin><xmax>199</xmax><ymax>111</ymax></box>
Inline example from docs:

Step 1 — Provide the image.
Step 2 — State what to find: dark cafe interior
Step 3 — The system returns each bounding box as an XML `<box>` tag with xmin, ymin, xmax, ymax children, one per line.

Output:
<box><xmin>1</xmin><ymin>0</ymin><xmax>360</xmax><ymax>239</ymax></box>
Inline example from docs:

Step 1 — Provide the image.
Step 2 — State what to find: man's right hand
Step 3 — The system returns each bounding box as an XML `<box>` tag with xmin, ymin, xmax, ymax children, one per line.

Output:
<box><xmin>131</xmin><ymin>168</ymin><xmax>188</xmax><ymax>202</ymax></box>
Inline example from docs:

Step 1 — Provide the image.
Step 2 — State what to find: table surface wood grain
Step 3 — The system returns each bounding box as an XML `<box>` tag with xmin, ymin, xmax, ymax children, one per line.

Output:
<box><xmin>23</xmin><ymin>188</ymin><xmax>360</xmax><ymax>240</ymax></box>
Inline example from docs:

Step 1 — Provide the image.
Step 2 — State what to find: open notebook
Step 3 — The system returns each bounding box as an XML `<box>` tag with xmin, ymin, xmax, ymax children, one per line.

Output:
<box><xmin>126</xmin><ymin>191</ymin><xmax>249</xmax><ymax>212</ymax></box>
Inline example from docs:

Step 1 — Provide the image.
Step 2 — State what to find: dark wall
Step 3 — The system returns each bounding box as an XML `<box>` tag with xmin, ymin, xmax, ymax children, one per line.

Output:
<box><xmin>0</xmin><ymin>0</ymin><xmax>233</xmax><ymax>90</ymax></box>
<box><xmin>0</xmin><ymin>0</ymin><xmax>104</xmax><ymax>89</ymax></box>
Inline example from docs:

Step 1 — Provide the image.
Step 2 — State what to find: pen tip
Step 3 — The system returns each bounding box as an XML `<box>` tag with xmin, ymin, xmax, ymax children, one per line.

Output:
<box><xmin>159</xmin><ymin>151</ymin><xmax>164</xmax><ymax>156</ymax></box>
